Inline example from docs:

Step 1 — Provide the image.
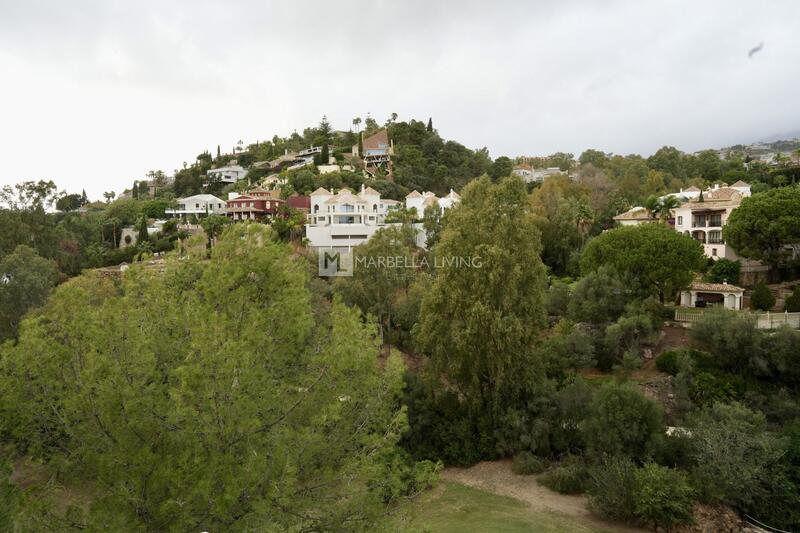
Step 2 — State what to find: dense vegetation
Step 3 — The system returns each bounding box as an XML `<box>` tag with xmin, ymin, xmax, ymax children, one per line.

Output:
<box><xmin>3</xmin><ymin>117</ymin><xmax>800</xmax><ymax>530</ymax></box>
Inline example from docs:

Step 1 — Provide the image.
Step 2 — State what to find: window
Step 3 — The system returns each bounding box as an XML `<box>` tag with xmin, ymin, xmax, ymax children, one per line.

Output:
<box><xmin>693</xmin><ymin>215</ymin><xmax>706</xmax><ymax>227</ymax></box>
<box><xmin>677</xmin><ymin>216</ymin><xmax>683</xmax><ymax>225</ymax></box>
<box><xmin>709</xmin><ymin>214</ymin><xmax>722</xmax><ymax>227</ymax></box>
<box><xmin>196</xmin><ymin>203</ymin><xmax>200</xmax><ymax>209</ymax></box>
<box><xmin>708</xmin><ymin>231</ymin><xmax>723</xmax><ymax>244</ymax></box>
<box><xmin>712</xmin><ymin>248</ymin><xmax>717</xmax><ymax>256</ymax></box>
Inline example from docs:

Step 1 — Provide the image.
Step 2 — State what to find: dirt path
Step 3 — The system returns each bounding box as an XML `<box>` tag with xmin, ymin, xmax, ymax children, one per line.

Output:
<box><xmin>442</xmin><ymin>460</ymin><xmax>646</xmax><ymax>533</ymax></box>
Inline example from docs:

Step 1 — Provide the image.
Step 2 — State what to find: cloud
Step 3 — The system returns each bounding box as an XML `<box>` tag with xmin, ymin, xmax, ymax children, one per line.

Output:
<box><xmin>0</xmin><ymin>0</ymin><xmax>798</xmax><ymax>199</ymax></box>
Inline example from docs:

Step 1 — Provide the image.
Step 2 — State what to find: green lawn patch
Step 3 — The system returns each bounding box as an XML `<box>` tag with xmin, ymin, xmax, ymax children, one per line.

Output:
<box><xmin>392</xmin><ymin>481</ymin><xmax>614</xmax><ymax>532</ymax></box>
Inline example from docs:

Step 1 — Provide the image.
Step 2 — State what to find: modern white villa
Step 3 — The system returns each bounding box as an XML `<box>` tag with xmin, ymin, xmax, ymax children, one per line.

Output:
<box><xmin>305</xmin><ymin>185</ymin><xmax>460</xmax><ymax>250</ymax></box>
<box><xmin>164</xmin><ymin>194</ymin><xmax>227</xmax><ymax>218</ymax></box>
<box><xmin>206</xmin><ymin>165</ymin><xmax>247</xmax><ymax>184</ymax></box>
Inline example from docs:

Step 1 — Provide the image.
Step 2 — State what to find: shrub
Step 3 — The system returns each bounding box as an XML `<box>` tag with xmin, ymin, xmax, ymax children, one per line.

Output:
<box><xmin>690</xmin><ymin>309</ymin><xmax>761</xmax><ymax>374</ymax></box>
<box><xmin>656</xmin><ymin>350</ymin><xmax>681</xmax><ymax>375</ymax></box>
<box><xmin>546</xmin><ymin>281</ymin><xmax>571</xmax><ymax>316</ymax></box>
<box><xmin>750</xmin><ymin>281</ymin><xmax>775</xmax><ymax>311</ymax></box>
<box><xmin>567</xmin><ymin>266</ymin><xmax>632</xmax><ymax>324</ymax></box>
<box><xmin>539</xmin><ymin>460</ymin><xmax>589</xmax><ymax>494</ymax></box>
<box><xmin>583</xmin><ymin>382</ymin><xmax>663</xmax><ymax>461</ymax></box>
<box><xmin>511</xmin><ymin>451</ymin><xmax>547</xmax><ymax>475</ymax></box>
<box><xmin>586</xmin><ymin>456</ymin><xmax>637</xmax><ymax>522</ymax></box>
<box><xmin>633</xmin><ymin>462</ymin><xmax>694</xmax><ymax>529</ymax></box>
<box><xmin>785</xmin><ymin>286</ymin><xmax>800</xmax><ymax>312</ymax></box>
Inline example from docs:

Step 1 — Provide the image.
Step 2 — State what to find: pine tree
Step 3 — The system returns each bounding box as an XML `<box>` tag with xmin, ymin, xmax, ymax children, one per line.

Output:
<box><xmin>750</xmin><ymin>281</ymin><xmax>775</xmax><ymax>311</ymax></box>
<box><xmin>321</xmin><ymin>143</ymin><xmax>330</xmax><ymax>165</ymax></box>
<box><xmin>427</xmin><ymin>117</ymin><xmax>433</xmax><ymax>132</ymax></box>
<box><xmin>81</xmin><ymin>189</ymin><xmax>88</xmax><ymax>205</ymax></box>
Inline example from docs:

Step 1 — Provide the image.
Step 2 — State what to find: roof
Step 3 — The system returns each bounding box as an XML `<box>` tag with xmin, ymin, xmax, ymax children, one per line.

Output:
<box><xmin>310</xmin><ymin>187</ymin><xmax>332</xmax><ymax>196</ymax></box>
<box><xmin>684</xmin><ymin>186</ymin><xmax>701</xmax><ymax>192</ymax></box>
<box><xmin>692</xmin><ymin>187</ymin><xmax>741</xmax><ymax>203</ymax></box>
<box><xmin>361</xmin><ymin>130</ymin><xmax>390</xmax><ymax>152</ymax></box>
<box><xmin>361</xmin><ymin>186</ymin><xmax>380</xmax><ymax>196</ymax></box>
<box><xmin>731</xmin><ymin>180</ymin><xmax>750</xmax><ymax>188</ymax></box>
<box><xmin>207</xmin><ymin>165</ymin><xmax>245</xmax><ymax>173</ymax></box>
<box><xmin>613</xmin><ymin>207</ymin><xmax>652</xmax><ymax>221</ymax></box>
<box><xmin>178</xmin><ymin>194</ymin><xmax>225</xmax><ymax>203</ymax></box>
<box><xmin>406</xmin><ymin>190</ymin><xmax>422</xmax><ymax>198</ymax></box>
<box><xmin>690</xmin><ymin>281</ymin><xmax>745</xmax><ymax>293</ymax></box>
<box><xmin>228</xmin><ymin>194</ymin><xmax>256</xmax><ymax>201</ymax></box>
<box><xmin>324</xmin><ymin>193</ymin><xmax>366</xmax><ymax>205</ymax></box>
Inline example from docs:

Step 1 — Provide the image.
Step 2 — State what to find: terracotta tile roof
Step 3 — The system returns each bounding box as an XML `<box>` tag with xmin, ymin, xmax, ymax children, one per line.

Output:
<box><xmin>684</xmin><ymin>186</ymin><xmax>701</xmax><ymax>192</ymax></box>
<box><xmin>362</xmin><ymin>130</ymin><xmax>389</xmax><ymax>151</ymax></box>
<box><xmin>361</xmin><ymin>186</ymin><xmax>380</xmax><ymax>196</ymax></box>
<box><xmin>693</xmin><ymin>187</ymin><xmax>741</xmax><ymax>202</ymax></box>
<box><xmin>731</xmin><ymin>180</ymin><xmax>750</xmax><ymax>188</ymax></box>
<box><xmin>310</xmin><ymin>187</ymin><xmax>331</xmax><ymax>196</ymax></box>
<box><xmin>406</xmin><ymin>190</ymin><xmax>422</xmax><ymax>198</ymax></box>
<box><xmin>690</xmin><ymin>281</ymin><xmax>745</xmax><ymax>293</ymax></box>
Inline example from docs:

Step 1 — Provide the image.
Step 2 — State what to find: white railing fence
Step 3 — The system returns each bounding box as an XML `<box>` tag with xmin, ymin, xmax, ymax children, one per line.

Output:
<box><xmin>674</xmin><ymin>308</ymin><xmax>800</xmax><ymax>329</ymax></box>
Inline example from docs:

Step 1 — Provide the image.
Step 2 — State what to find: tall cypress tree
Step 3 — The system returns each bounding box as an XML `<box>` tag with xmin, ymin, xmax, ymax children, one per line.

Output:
<box><xmin>427</xmin><ymin>117</ymin><xmax>433</xmax><ymax>132</ymax></box>
<box><xmin>81</xmin><ymin>189</ymin><xmax>88</xmax><ymax>205</ymax></box>
<box><xmin>321</xmin><ymin>144</ymin><xmax>329</xmax><ymax>165</ymax></box>
<box><xmin>358</xmin><ymin>132</ymin><xmax>364</xmax><ymax>157</ymax></box>
<box><xmin>137</xmin><ymin>216</ymin><xmax>149</xmax><ymax>245</ymax></box>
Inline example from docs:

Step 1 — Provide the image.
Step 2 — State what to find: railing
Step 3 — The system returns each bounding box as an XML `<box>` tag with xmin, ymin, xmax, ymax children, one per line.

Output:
<box><xmin>674</xmin><ymin>308</ymin><xmax>800</xmax><ymax>329</ymax></box>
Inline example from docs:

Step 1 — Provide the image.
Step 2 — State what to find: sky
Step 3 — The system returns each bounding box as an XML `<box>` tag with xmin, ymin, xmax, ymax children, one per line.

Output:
<box><xmin>0</xmin><ymin>0</ymin><xmax>798</xmax><ymax>201</ymax></box>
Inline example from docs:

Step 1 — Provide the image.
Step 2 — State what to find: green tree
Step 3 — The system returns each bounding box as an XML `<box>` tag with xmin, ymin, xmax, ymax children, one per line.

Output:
<box><xmin>0</xmin><ymin>224</ymin><xmax>431</xmax><ymax>530</ymax></box>
<box><xmin>723</xmin><ymin>186</ymin><xmax>800</xmax><ymax>269</ymax></box>
<box><xmin>567</xmin><ymin>266</ymin><xmax>632</xmax><ymax>324</ymax></box>
<box><xmin>55</xmin><ymin>193</ymin><xmax>83</xmax><ymax>212</ymax></box>
<box><xmin>705</xmin><ymin>258</ymin><xmax>741</xmax><ymax>284</ymax></box>
<box><xmin>426</xmin><ymin>117</ymin><xmax>433</xmax><ymax>132</ymax></box>
<box><xmin>583</xmin><ymin>382</ymin><xmax>663</xmax><ymax>460</ymax></box>
<box><xmin>0</xmin><ymin>245</ymin><xmax>59</xmax><ymax>341</ymax></box>
<box><xmin>136</xmin><ymin>215</ymin><xmax>149</xmax><ymax>245</ymax></box>
<box><xmin>579</xmin><ymin>149</ymin><xmax>607</xmax><ymax>168</ymax></box>
<box><xmin>199</xmin><ymin>214</ymin><xmax>230</xmax><ymax>249</ymax></box>
<box><xmin>489</xmin><ymin>156</ymin><xmax>514</xmax><ymax>180</ymax></box>
<box><xmin>320</xmin><ymin>143</ymin><xmax>329</xmax><ymax>165</ymax></box>
<box><xmin>580</xmin><ymin>224</ymin><xmax>705</xmax><ymax>302</ymax></box>
<box><xmin>750</xmin><ymin>281</ymin><xmax>775</xmax><ymax>311</ymax></box>
<box><xmin>785</xmin><ymin>286</ymin><xmax>800</xmax><ymax>312</ymax></box>
<box><xmin>334</xmin><ymin>226</ymin><xmax>416</xmax><ymax>344</ymax></box>
<box><xmin>633</xmin><ymin>463</ymin><xmax>694</xmax><ymax>529</ymax></box>
<box><xmin>416</xmin><ymin>176</ymin><xmax>547</xmax><ymax>413</ymax></box>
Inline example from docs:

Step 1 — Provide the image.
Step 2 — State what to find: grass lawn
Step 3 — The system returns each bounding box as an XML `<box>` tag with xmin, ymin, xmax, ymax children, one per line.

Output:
<box><xmin>392</xmin><ymin>481</ymin><xmax>615</xmax><ymax>533</ymax></box>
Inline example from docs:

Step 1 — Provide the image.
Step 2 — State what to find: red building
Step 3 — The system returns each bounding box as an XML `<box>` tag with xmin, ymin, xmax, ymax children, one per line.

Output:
<box><xmin>286</xmin><ymin>194</ymin><xmax>310</xmax><ymax>213</ymax></box>
<box><xmin>226</xmin><ymin>188</ymin><xmax>285</xmax><ymax>221</ymax></box>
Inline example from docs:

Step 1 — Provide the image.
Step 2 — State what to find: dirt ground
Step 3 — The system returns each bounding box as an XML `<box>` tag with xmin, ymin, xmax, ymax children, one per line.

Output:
<box><xmin>441</xmin><ymin>460</ymin><xmax>646</xmax><ymax>533</ymax></box>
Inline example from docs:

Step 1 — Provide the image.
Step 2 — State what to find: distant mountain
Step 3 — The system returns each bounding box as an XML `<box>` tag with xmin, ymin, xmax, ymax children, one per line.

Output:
<box><xmin>759</xmin><ymin>129</ymin><xmax>800</xmax><ymax>143</ymax></box>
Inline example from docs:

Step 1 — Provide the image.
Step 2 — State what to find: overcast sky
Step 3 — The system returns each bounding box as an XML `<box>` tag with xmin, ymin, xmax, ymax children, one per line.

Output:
<box><xmin>1</xmin><ymin>0</ymin><xmax>798</xmax><ymax>200</ymax></box>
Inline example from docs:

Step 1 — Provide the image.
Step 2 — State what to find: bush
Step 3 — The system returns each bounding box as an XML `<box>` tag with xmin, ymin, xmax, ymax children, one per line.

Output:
<box><xmin>633</xmin><ymin>463</ymin><xmax>694</xmax><ymax>529</ymax></box>
<box><xmin>539</xmin><ymin>460</ymin><xmax>589</xmax><ymax>494</ymax></box>
<box><xmin>751</xmin><ymin>281</ymin><xmax>775</xmax><ymax>311</ymax></box>
<box><xmin>586</xmin><ymin>456</ymin><xmax>637</xmax><ymax>522</ymax></box>
<box><xmin>690</xmin><ymin>309</ymin><xmax>761</xmax><ymax>374</ymax></box>
<box><xmin>785</xmin><ymin>286</ymin><xmax>800</xmax><ymax>312</ymax></box>
<box><xmin>583</xmin><ymin>382</ymin><xmax>664</xmax><ymax>461</ymax></box>
<box><xmin>567</xmin><ymin>266</ymin><xmax>632</xmax><ymax>324</ymax></box>
<box><xmin>545</xmin><ymin>281</ymin><xmax>571</xmax><ymax>317</ymax></box>
<box><xmin>656</xmin><ymin>350</ymin><xmax>681</xmax><ymax>375</ymax></box>
<box><xmin>511</xmin><ymin>451</ymin><xmax>547</xmax><ymax>475</ymax></box>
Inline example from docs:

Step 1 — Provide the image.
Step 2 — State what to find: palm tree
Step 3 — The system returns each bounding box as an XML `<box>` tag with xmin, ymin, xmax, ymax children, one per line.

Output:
<box><xmin>352</xmin><ymin>117</ymin><xmax>362</xmax><ymax>133</ymax></box>
<box><xmin>659</xmin><ymin>196</ymin><xmax>680</xmax><ymax>221</ymax></box>
<box><xmin>644</xmin><ymin>195</ymin><xmax>661</xmax><ymax>219</ymax></box>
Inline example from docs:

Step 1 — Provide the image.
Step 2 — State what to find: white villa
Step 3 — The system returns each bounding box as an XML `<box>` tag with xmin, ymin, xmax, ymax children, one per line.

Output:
<box><xmin>614</xmin><ymin>182</ymin><xmax>752</xmax><ymax>261</ymax></box>
<box><xmin>206</xmin><ymin>165</ymin><xmax>247</xmax><ymax>184</ymax></box>
<box><xmin>305</xmin><ymin>185</ymin><xmax>460</xmax><ymax>250</ymax></box>
<box><xmin>165</xmin><ymin>194</ymin><xmax>227</xmax><ymax>218</ymax></box>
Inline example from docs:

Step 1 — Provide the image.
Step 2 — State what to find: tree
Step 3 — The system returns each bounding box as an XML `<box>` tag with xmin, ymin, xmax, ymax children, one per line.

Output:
<box><xmin>426</xmin><ymin>117</ymin><xmax>433</xmax><ymax>132</ymax></box>
<box><xmin>583</xmin><ymin>382</ymin><xmax>664</xmax><ymax>460</ymax></box>
<box><xmin>55</xmin><ymin>193</ymin><xmax>82</xmax><ymax>212</ymax></box>
<box><xmin>0</xmin><ymin>245</ymin><xmax>59</xmax><ymax>341</ymax></box>
<box><xmin>579</xmin><ymin>149</ymin><xmax>607</xmax><ymax>168</ymax></box>
<box><xmin>723</xmin><ymin>186</ymin><xmax>800</xmax><ymax>269</ymax></box>
<box><xmin>199</xmin><ymin>214</ymin><xmax>230</xmax><ymax>249</ymax></box>
<box><xmin>0</xmin><ymin>224</ymin><xmax>432</xmax><ymax>530</ymax></box>
<box><xmin>489</xmin><ymin>156</ymin><xmax>514</xmax><ymax>180</ymax></box>
<box><xmin>633</xmin><ymin>463</ymin><xmax>694</xmax><ymax>529</ymax></box>
<box><xmin>352</xmin><ymin>116</ymin><xmax>362</xmax><ymax>133</ymax></box>
<box><xmin>580</xmin><ymin>224</ymin><xmax>705</xmax><ymax>302</ymax></box>
<box><xmin>136</xmin><ymin>216</ymin><xmax>149</xmax><ymax>245</ymax></box>
<box><xmin>689</xmin><ymin>402</ymin><xmax>786</xmax><ymax>512</ymax></box>
<box><xmin>102</xmin><ymin>191</ymin><xmax>116</xmax><ymax>203</ymax></box>
<box><xmin>334</xmin><ymin>226</ymin><xmax>416</xmax><ymax>344</ymax></box>
<box><xmin>750</xmin><ymin>281</ymin><xmax>775</xmax><ymax>311</ymax></box>
<box><xmin>0</xmin><ymin>180</ymin><xmax>59</xmax><ymax>211</ymax></box>
<box><xmin>416</xmin><ymin>176</ymin><xmax>548</xmax><ymax>413</ymax></box>
<box><xmin>567</xmin><ymin>266</ymin><xmax>633</xmax><ymax>324</ymax></box>
<box><xmin>320</xmin><ymin>143</ymin><xmax>330</xmax><ymax>165</ymax></box>
<box><xmin>705</xmin><ymin>258</ymin><xmax>740</xmax><ymax>284</ymax></box>
<box><xmin>81</xmin><ymin>189</ymin><xmax>88</xmax><ymax>205</ymax></box>
<box><xmin>785</xmin><ymin>286</ymin><xmax>800</xmax><ymax>312</ymax></box>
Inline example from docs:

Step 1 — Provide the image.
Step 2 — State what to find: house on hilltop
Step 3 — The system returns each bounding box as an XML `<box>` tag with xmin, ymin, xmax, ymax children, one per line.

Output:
<box><xmin>165</xmin><ymin>194</ymin><xmax>227</xmax><ymax>218</ymax></box>
<box><xmin>352</xmin><ymin>130</ymin><xmax>394</xmax><ymax>179</ymax></box>
<box><xmin>226</xmin><ymin>187</ymin><xmax>285</xmax><ymax>221</ymax></box>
